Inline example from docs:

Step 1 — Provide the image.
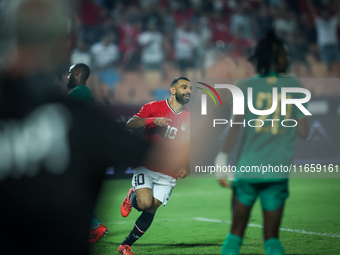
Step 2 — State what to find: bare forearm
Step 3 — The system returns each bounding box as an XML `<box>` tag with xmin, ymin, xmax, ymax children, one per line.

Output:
<box><xmin>126</xmin><ymin>116</ymin><xmax>146</xmax><ymax>129</ymax></box>
<box><xmin>126</xmin><ymin>116</ymin><xmax>172</xmax><ymax>129</ymax></box>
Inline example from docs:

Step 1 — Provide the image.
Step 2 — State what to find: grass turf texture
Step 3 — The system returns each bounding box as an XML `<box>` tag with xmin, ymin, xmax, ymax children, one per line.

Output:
<box><xmin>91</xmin><ymin>178</ymin><xmax>340</xmax><ymax>255</ymax></box>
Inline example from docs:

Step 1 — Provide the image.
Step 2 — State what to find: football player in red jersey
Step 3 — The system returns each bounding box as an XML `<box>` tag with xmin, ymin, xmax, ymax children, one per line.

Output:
<box><xmin>118</xmin><ymin>77</ymin><xmax>191</xmax><ymax>255</ymax></box>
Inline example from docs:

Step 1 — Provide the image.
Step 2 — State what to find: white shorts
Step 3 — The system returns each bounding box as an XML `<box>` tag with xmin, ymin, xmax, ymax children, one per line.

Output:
<box><xmin>132</xmin><ymin>166</ymin><xmax>177</xmax><ymax>206</ymax></box>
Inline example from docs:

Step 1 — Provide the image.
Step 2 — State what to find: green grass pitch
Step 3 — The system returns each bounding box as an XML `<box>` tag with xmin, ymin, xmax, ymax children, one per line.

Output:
<box><xmin>91</xmin><ymin>177</ymin><xmax>340</xmax><ymax>255</ymax></box>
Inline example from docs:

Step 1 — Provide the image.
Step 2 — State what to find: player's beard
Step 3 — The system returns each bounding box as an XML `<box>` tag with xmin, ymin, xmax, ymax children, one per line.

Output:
<box><xmin>175</xmin><ymin>91</ymin><xmax>190</xmax><ymax>105</ymax></box>
<box><xmin>67</xmin><ymin>76</ymin><xmax>77</xmax><ymax>89</ymax></box>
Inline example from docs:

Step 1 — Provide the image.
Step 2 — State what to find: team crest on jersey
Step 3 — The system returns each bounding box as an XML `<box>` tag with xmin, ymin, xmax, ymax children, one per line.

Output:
<box><xmin>181</xmin><ymin>122</ymin><xmax>187</xmax><ymax>131</ymax></box>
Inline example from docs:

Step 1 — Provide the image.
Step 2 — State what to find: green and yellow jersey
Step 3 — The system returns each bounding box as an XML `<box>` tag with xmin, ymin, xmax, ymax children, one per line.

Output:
<box><xmin>233</xmin><ymin>71</ymin><xmax>307</xmax><ymax>182</ymax></box>
<box><xmin>67</xmin><ymin>85</ymin><xmax>93</xmax><ymax>104</ymax></box>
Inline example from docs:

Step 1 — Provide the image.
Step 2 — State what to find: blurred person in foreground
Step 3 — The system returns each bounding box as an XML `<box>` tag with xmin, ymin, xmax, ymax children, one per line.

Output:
<box><xmin>215</xmin><ymin>30</ymin><xmax>309</xmax><ymax>255</ymax></box>
<box><xmin>0</xmin><ymin>0</ymin><xmax>149</xmax><ymax>254</ymax></box>
<box><xmin>118</xmin><ymin>77</ymin><xmax>191</xmax><ymax>255</ymax></box>
<box><xmin>66</xmin><ymin>63</ymin><xmax>108</xmax><ymax>244</ymax></box>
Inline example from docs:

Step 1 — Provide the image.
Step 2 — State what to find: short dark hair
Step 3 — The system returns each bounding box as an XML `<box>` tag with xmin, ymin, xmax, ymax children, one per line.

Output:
<box><xmin>248</xmin><ymin>29</ymin><xmax>284</xmax><ymax>76</ymax></box>
<box><xmin>74</xmin><ymin>63</ymin><xmax>90</xmax><ymax>80</ymax></box>
<box><xmin>170</xmin><ymin>76</ymin><xmax>190</xmax><ymax>87</ymax></box>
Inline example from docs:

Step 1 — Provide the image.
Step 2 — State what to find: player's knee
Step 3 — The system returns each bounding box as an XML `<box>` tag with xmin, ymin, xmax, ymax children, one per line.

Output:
<box><xmin>137</xmin><ymin>200</ymin><xmax>153</xmax><ymax>210</ymax></box>
<box><xmin>154</xmin><ymin>199</ymin><xmax>162</xmax><ymax>208</ymax></box>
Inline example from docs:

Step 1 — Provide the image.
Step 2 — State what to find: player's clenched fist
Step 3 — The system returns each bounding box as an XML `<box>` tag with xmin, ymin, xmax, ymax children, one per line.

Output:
<box><xmin>154</xmin><ymin>117</ymin><xmax>172</xmax><ymax>127</ymax></box>
<box><xmin>176</xmin><ymin>168</ymin><xmax>188</xmax><ymax>179</ymax></box>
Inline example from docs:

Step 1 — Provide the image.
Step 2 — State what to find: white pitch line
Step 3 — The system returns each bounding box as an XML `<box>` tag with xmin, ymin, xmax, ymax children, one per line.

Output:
<box><xmin>194</xmin><ymin>217</ymin><xmax>340</xmax><ymax>238</ymax></box>
<box><xmin>113</xmin><ymin>218</ymin><xmax>194</xmax><ymax>225</ymax></box>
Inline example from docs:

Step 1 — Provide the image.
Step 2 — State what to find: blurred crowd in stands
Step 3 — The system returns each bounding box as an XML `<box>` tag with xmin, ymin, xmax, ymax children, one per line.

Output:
<box><xmin>7</xmin><ymin>0</ymin><xmax>340</xmax><ymax>104</ymax></box>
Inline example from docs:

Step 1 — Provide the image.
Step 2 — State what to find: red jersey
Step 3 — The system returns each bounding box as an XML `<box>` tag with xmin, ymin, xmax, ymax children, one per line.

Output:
<box><xmin>134</xmin><ymin>100</ymin><xmax>190</xmax><ymax>178</ymax></box>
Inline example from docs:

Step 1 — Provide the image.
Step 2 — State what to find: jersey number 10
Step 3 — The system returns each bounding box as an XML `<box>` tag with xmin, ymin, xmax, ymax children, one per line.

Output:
<box><xmin>164</xmin><ymin>126</ymin><xmax>178</xmax><ymax>139</ymax></box>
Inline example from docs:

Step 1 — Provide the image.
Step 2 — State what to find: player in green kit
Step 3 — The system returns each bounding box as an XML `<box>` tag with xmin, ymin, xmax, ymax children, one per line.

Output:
<box><xmin>67</xmin><ymin>63</ymin><xmax>93</xmax><ymax>103</ymax></box>
<box><xmin>215</xmin><ymin>30</ymin><xmax>310</xmax><ymax>255</ymax></box>
<box><xmin>67</xmin><ymin>63</ymin><xmax>108</xmax><ymax>244</ymax></box>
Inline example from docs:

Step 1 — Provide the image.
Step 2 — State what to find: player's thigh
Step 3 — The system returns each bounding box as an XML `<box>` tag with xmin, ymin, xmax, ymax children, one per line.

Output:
<box><xmin>153</xmin><ymin>173</ymin><xmax>176</xmax><ymax>206</ymax></box>
<box><xmin>232</xmin><ymin>180</ymin><xmax>259</xmax><ymax>208</ymax></box>
<box><xmin>259</xmin><ymin>180</ymin><xmax>289</xmax><ymax>211</ymax></box>
<box><xmin>132</xmin><ymin>167</ymin><xmax>154</xmax><ymax>208</ymax></box>
<box><xmin>135</xmin><ymin>188</ymin><xmax>154</xmax><ymax>209</ymax></box>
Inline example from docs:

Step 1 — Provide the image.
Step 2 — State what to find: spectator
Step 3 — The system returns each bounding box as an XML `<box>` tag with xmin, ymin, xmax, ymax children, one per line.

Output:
<box><xmin>90</xmin><ymin>32</ymin><xmax>120</xmax><ymax>90</ymax></box>
<box><xmin>140</xmin><ymin>0</ymin><xmax>157</xmax><ymax>12</ymax></box>
<box><xmin>71</xmin><ymin>39</ymin><xmax>92</xmax><ymax>68</ymax></box>
<box><xmin>126</xmin><ymin>4</ymin><xmax>142</xmax><ymax>24</ymax></box>
<box><xmin>160</xmin><ymin>8</ymin><xmax>176</xmax><ymax>34</ymax></box>
<box><xmin>266</xmin><ymin>0</ymin><xmax>282</xmax><ymax>8</ymax></box>
<box><xmin>138</xmin><ymin>19</ymin><xmax>165</xmax><ymax>75</ymax></box>
<box><xmin>173</xmin><ymin>1</ymin><xmax>194</xmax><ymax>26</ymax></box>
<box><xmin>195</xmin><ymin>16</ymin><xmax>212</xmax><ymax>74</ymax></box>
<box><xmin>211</xmin><ymin>0</ymin><xmax>226</xmax><ymax>12</ymax></box>
<box><xmin>78</xmin><ymin>0</ymin><xmax>106</xmax><ymax>44</ymax></box>
<box><xmin>257</xmin><ymin>5</ymin><xmax>274</xmax><ymax>39</ymax></box>
<box><xmin>196</xmin><ymin>15</ymin><xmax>212</xmax><ymax>49</ymax></box>
<box><xmin>141</xmin><ymin>3</ymin><xmax>163</xmax><ymax>31</ymax></box>
<box><xmin>307</xmin><ymin>0</ymin><xmax>340</xmax><ymax>71</ymax></box>
<box><xmin>110</xmin><ymin>1</ymin><xmax>124</xmax><ymax>24</ymax></box>
<box><xmin>101</xmin><ymin>16</ymin><xmax>120</xmax><ymax>43</ymax></box>
<box><xmin>209</xmin><ymin>10</ymin><xmax>233</xmax><ymax>48</ymax></box>
<box><xmin>229</xmin><ymin>4</ymin><xmax>253</xmax><ymax>40</ymax></box>
<box><xmin>288</xmin><ymin>14</ymin><xmax>312</xmax><ymax>74</ymax></box>
<box><xmin>274</xmin><ymin>10</ymin><xmax>297</xmax><ymax>38</ymax></box>
<box><xmin>118</xmin><ymin>13</ymin><xmax>141</xmax><ymax>70</ymax></box>
<box><xmin>174</xmin><ymin>22</ymin><xmax>200</xmax><ymax>74</ymax></box>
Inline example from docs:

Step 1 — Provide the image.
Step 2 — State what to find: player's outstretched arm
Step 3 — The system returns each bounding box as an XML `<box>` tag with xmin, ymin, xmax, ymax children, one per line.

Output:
<box><xmin>126</xmin><ymin>116</ymin><xmax>172</xmax><ymax>129</ymax></box>
<box><xmin>154</xmin><ymin>117</ymin><xmax>172</xmax><ymax>127</ymax></box>
<box><xmin>126</xmin><ymin>116</ymin><xmax>147</xmax><ymax>129</ymax></box>
<box><xmin>214</xmin><ymin>114</ymin><xmax>244</xmax><ymax>187</ymax></box>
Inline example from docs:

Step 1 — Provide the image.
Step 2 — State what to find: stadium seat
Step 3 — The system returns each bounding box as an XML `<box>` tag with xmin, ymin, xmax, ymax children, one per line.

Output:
<box><xmin>186</xmin><ymin>68</ymin><xmax>202</xmax><ymax>80</ymax></box>
<box><xmin>153</xmin><ymin>88</ymin><xmax>169</xmax><ymax>101</ymax></box>
<box><xmin>144</xmin><ymin>70</ymin><xmax>162</xmax><ymax>89</ymax></box>
<box><xmin>133</xmin><ymin>85</ymin><xmax>153</xmax><ymax>104</ymax></box>
<box><xmin>114</xmin><ymin>84</ymin><xmax>132</xmax><ymax>103</ymax></box>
